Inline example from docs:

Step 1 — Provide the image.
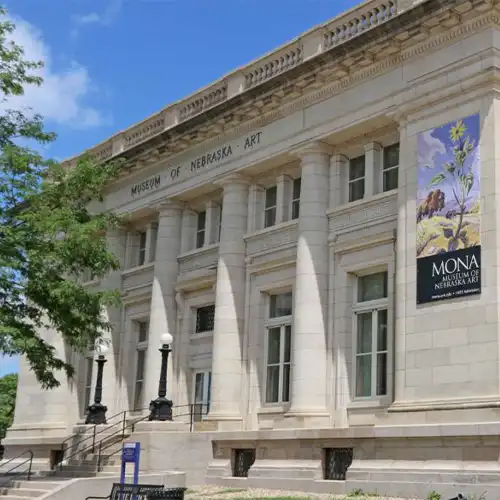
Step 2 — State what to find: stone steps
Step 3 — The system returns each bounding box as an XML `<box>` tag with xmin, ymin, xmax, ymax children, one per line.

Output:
<box><xmin>0</xmin><ymin>478</ymin><xmax>71</xmax><ymax>500</ymax></box>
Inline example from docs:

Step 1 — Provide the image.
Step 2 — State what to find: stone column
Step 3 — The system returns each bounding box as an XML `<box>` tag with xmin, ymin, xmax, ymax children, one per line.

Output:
<box><xmin>144</xmin><ymin>201</ymin><xmax>183</xmax><ymax>406</ymax></box>
<box><xmin>288</xmin><ymin>143</ymin><xmax>331</xmax><ymax>424</ymax></box>
<box><xmin>102</xmin><ymin>229</ymin><xmax>126</xmax><ymax>416</ymax></box>
<box><xmin>208</xmin><ymin>174</ymin><xmax>249</xmax><ymax>428</ymax></box>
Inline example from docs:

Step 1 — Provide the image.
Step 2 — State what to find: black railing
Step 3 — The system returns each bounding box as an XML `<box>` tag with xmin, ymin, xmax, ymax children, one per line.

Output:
<box><xmin>95</xmin><ymin>403</ymin><xmax>209</xmax><ymax>472</ymax></box>
<box><xmin>0</xmin><ymin>449</ymin><xmax>34</xmax><ymax>487</ymax></box>
<box><xmin>57</xmin><ymin>403</ymin><xmax>209</xmax><ymax>474</ymax></box>
<box><xmin>58</xmin><ymin>410</ymin><xmax>130</xmax><ymax>470</ymax></box>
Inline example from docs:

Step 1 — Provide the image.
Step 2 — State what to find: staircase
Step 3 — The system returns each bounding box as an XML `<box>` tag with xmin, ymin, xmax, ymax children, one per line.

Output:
<box><xmin>0</xmin><ymin>404</ymin><xmax>207</xmax><ymax>500</ymax></box>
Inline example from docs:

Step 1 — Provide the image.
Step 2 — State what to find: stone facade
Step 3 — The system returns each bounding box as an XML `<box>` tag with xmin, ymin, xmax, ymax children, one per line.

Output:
<box><xmin>6</xmin><ymin>0</ymin><xmax>500</xmax><ymax>496</ymax></box>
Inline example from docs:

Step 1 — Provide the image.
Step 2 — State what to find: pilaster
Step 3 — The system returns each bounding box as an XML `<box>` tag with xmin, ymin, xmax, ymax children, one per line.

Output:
<box><xmin>276</xmin><ymin>174</ymin><xmax>293</xmax><ymax>223</ymax></box>
<box><xmin>329</xmin><ymin>154</ymin><xmax>348</xmax><ymax>209</ymax></box>
<box><xmin>180</xmin><ymin>207</ymin><xmax>197</xmax><ymax>254</ymax></box>
<box><xmin>364</xmin><ymin>142</ymin><xmax>383</xmax><ymax>197</ymax></box>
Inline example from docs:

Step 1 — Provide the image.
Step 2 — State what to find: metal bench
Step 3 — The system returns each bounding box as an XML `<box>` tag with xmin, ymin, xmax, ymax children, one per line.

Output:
<box><xmin>85</xmin><ymin>483</ymin><xmax>186</xmax><ymax>500</ymax></box>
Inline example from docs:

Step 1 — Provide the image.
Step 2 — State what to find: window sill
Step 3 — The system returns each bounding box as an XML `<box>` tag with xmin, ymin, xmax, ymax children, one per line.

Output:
<box><xmin>122</xmin><ymin>262</ymin><xmax>155</xmax><ymax>276</ymax></box>
<box><xmin>347</xmin><ymin>396</ymin><xmax>392</xmax><ymax>411</ymax></box>
<box><xmin>178</xmin><ymin>243</ymin><xmax>219</xmax><ymax>261</ymax></box>
<box><xmin>190</xmin><ymin>331</ymin><xmax>213</xmax><ymax>339</ymax></box>
<box><xmin>326</xmin><ymin>190</ymin><xmax>397</xmax><ymax>218</ymax></box>
<box><xmin>257</xmin><ymin>403</ymin><xmax>291</xmax><ymax>415</ymax></box>
<box><xmin>244</xmin><ymin>219</ymin><xmax>298</xmax><ymax>242</ymax></box>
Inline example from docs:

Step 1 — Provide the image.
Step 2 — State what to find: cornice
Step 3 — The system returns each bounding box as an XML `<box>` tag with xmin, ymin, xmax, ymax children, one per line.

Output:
<box><xmin>77</xmin><ymin>0</ymin><xmax>500</xmax><ymax>187</ymax></box>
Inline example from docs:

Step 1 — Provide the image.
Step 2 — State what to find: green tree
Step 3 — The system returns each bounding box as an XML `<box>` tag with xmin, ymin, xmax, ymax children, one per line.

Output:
<box><xmin>0</xmin><ymin>373</ymin><xmax>18</xmax><ymax>440</ymax></box>
<box><xmin>0</xmin><ymin>6</ymin><xmax>122</xmax><ymax>389</ymax></box>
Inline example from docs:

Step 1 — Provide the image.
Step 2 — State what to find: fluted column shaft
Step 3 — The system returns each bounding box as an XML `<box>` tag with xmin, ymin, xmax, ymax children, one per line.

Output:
<box><xmin>209</xmin><ymin>175</ymin><xmax>249</xmax><ymax>423</ymax></box>
<box><xmin>144</xmin><ymin>202</ymin><xmax>182</xmax><ymax>407</ymax></box>
<box><xmin>289</xmin><ymin>144</ymin><xmax>331</xmax><ymax>417</ymax></box>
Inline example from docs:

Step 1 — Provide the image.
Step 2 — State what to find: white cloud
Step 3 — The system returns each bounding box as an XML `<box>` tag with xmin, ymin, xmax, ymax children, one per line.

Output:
<box><xmin>418</xmin><ymin>129</ymin><xmax>446</xmax><ymax>168</ymax></box>
<box><xmin>72</xmin><ymin>0</ymin><xmax>122</xmax><ymax>36</ymax></box>
<box><xmin>1</xmin><ymin>13</ymin><xmax>109</xmax><ymax>128</ymax></box>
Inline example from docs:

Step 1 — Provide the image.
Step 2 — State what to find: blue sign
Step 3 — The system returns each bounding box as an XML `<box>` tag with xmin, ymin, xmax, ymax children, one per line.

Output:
<box><xmin>121</xmin><ymin>442</ymin><xmax>141</xmax><ymax>486</ymax></box>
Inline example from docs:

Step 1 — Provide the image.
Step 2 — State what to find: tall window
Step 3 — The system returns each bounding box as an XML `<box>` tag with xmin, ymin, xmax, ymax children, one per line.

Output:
<box><xmin>196</xmin><ymin>211</ymin><xmax>206</xmax><ymax>249</ymax></box>
<box><xmin>138</xmin><ymin>231</ymin><xmax>147</xmax><ymax>266</ymax></box>
<box><xmin>353</xmin><ymin>272</ymin><xmax>388</xmax><ymax>399</ymax></box>
<box><xmin>84</xmin><ymin>357</ymin><xmax>93</xmax><ymax>414</ymax></box>
<box><xmin>383</xmin><ymin>143</ymin><xmax>399</xmax><ymax>192</ymax></box>
<box><xmin>291</xmin><ymin>178</ymin><xmax>301</xmax><ymax>220</ymax></box>
<box><xmin>217</xmin><ymin>204</ymin><xmax>223</xmax><ymax>242</ymax></box>
<box><xmin>264</xmin><ymin>186</ymin><xmax>277</xmax><ymax>228</ymax></box>
<box><xmin>195</xmin><ymin>305</ymin><xmax>215</xmax><ymax>333</ymax></box>
<box><xmin>193</xmin><ymin>371</ymin><xmax>212</xmax><ymax>420</ymax></box>
<box><xmin>348</xmin><ymin>155</ymin><xmax>365</xmax><ymax>202</ymax></box>
<box><xmin>265</xmin><ymin>291</ymin><xmax>293</xmax><ymax>404</ymax></box>
<box><xmin>134</xmin><ymin>321</ymin><xmax>149</xmax><ymax>410</ymax></box>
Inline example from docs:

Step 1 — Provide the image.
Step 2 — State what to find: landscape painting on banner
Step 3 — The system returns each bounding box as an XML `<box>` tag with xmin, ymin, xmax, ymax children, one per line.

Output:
<box><xmin>416</xmin><ymin>113</ymin><xmax>481</xmax><ymax>304</ymax></box>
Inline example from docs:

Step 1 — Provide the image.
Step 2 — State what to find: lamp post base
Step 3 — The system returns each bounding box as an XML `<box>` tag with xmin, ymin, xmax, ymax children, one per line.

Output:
<box><xmin>148</xmin><ymin>397</ymin><xmax>173</xmax><ymax>421</ymax></box>
<box><xmin>85</xmin><ymin>403</ymin><xmax>108</xmax><ymax>425</ymax></box>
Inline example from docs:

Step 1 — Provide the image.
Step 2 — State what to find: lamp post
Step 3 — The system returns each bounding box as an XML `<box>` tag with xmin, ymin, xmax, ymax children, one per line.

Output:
<box><xmin>149</xmin><ymin>332</ymin><xmax>173</xmax><ymax>421</ymax></box>
<box><xmin>85</xmin><ymin>342</ymin><xmax>109</xmax><ymax>425</ymax></box>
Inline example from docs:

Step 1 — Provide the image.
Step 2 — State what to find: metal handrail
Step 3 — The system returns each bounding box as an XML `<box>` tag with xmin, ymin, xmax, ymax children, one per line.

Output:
<box><xmin>58</xmin><ymin>409</ymin><xmax>129</xmax><ymax>466</ymax></box>
<box><xmin>0</xmin><ymin>449</ymin><xmax>34</xmax><ymax>487</ymax></box>
<box><xmin>95</xmin><ymin>403</ymin><xmax>210</xmax><ymax>472</ymax></box>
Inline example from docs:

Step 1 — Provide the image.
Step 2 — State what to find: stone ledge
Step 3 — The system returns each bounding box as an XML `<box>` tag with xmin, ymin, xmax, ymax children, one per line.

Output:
<box><xmin>212</xmin><ymin>421</ymin><xmax>500</xmax><ymax>441</ymax></box>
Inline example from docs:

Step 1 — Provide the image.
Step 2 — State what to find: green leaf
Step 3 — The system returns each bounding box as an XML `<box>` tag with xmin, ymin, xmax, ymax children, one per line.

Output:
<box><xmin>428</xmin><ymin>172</ymin><xmax>446</xmax><ymax>187</ymax></box>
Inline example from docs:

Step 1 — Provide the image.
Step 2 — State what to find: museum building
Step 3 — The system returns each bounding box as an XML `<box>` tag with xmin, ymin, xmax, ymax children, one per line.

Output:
<box><xmin>5</xmin><ymin>0</ymin><xmax>500</xmax><ymax>497</ymax></box>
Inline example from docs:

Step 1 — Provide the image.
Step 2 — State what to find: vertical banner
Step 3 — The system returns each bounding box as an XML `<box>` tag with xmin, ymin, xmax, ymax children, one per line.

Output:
<box><xmin>416</xmin><ymin>114</ymin><xmax>481</xmax><ymax>304</ymax></box>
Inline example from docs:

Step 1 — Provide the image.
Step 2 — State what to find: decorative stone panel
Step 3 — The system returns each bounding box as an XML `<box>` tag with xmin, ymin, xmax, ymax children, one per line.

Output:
<box><xmin>122</xmin><ymin>264</ymin><xmax>154</xmax><ymax>290</ymax></box>
<box><xmin>328</xmin><ymin>192</ymin><xmax>397</xmax><ymax>236</ymax></box>
<box><xmin>245</xmin><ymin>222</ymin><xmax>298</xmax><ymax>256</ymax></box>
<box><xmin>178</xmin><ymin>245</ymin><xmax>219</xmax><ymax>274</ymax></box>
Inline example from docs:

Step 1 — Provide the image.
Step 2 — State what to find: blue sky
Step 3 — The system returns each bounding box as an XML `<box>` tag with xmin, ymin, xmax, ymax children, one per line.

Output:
<box><xmin>0</xmin><ymin>0</ymin><xmax>358</xmax><ymax>377</ymax></box>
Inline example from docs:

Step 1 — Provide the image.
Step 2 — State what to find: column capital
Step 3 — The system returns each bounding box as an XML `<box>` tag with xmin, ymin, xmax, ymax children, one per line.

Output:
<box><xmin>364</xmin><ymin>141</ymin><xmax>383</xmax><ymax>153</ymax></box>
<box><xmin>290</xmin><ymin>141</ymin><xmax>334</xmax><ymax>160</ymax></box>
<box><xmin>153</xmin><ymin>199</ymin><xmax>185</xmax><ymax>215</ymax></box>
<box><xmin>214</xmin><ymin>173</ymin><xmax>252</xmax><ymax>189</ymax></box>
<box><xmin>330</xmin><ymin>153</ymin><xmax>349</xmax><ymax>165</ymax></box>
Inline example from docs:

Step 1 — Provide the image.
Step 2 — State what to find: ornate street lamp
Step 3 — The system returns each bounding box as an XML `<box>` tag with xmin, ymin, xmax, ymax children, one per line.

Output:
<box><xmin>149</xmin><ymin>332</ymin><xmax>174</xmax><ymax>421</ymax></box>
<box><xmin>85</xmin><ymin>340</ymin><xmax>110</xmax><ymax>425</ymax></box>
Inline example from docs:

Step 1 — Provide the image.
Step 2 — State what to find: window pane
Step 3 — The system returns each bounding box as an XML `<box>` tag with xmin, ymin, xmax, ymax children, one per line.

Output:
<box><xmin>264</xmin><ymin>207</ymin><xmax>276</xmax><ymax>228</ymax></box>
<box><xmin>293</xmin><ymin>178</ymin><xmax>301</xmax><ymax>199</ymax></box>
<box><xmin>207</xmin><ymin>372</ymin><xmax>212</xmax><ymax>409</ymax></box>
<box><xmin>384</xmin><ymin>143</ymin><xmax>400</xmax><ymax>170</ymax></box>
<box><xmin>138</xmin><ymin>322</ymin><xmax>148</xmax><ymax>343</ymax></box>
<box><xmin>269</xmin><ymin>292</ymin><xmax>293</xmax><ymax>318</ymax></box>
<box><xmin>136</xmin><ymin>350</ymin><xmax>145</xmax><ymax>380</ymax></box>
<box><xmin>383</xmin><ymin>168</ymin><xmax>398</xmax><ymax>192</ymax></box>
<box><xmin>267</xmin><ymin>327</ymin><xmax>281</xmax><ymax>365</ymax></box>
<box><xmin>284</xmin><ymin>325</ymin><xmax>291</xmax><ymax>363</ymax></box>
<box><xmin>377</xmin><ymin>309</ymin><xmax>388</xmax><ymax>352</ymax></box>
<box><xmin>134</xmin><ymin>381</ymin><xmax>143</xmax><ymax>410</ymax></box>
<box><xmin>265</xmin><ymin>186</ymin><xmax>277</xmax><ymax>208</ymax></box>
<box><xmin>356</xmin><ymin>355</ymin><xmax>372</xmax><ymax>397</ymax></box>
<box><xmin>196</xmin><ymin>305</ymin><xmax>215</xmax><ymax>333</ymax></box>
<box><xmin>349</xmin><ymin>156</ymin><xmax>365</xmax><ymax>181</ymax></box>
<box><xmin>197</xmin><ymin>211</ymin><xmax>206</xmax><ymax>231</ymax></box>
<box><xmin>85</xmin><ymin>358</ymin><xmax>93</xmax><ymax>386</ymax></box>
<box><xmin>139</xmin><ymin>231</ymin><xmax>147</xmax><ymax>251</ymax></box>
<box><xmin>266</xmin><ymin>365</ymin><xmax>280</xmax><ymax>403</ymax></box>
<box><xmin>377</xmin><ymin>353</ymin><xmax>387</xmax><ymax>396</ymax></box>
<box><xmin>349</xmin><ymin>179</ymin><xmax>364</xmax><ymax>202</ymax></box>
<box><xmin>291</xmin><ymin>200</ymin><xmax>300</xmax><ymax>220</ymax></box>
<box><xmin>194</xmin><ymin>373</ymin><xmax>204</xmax><ymax>403</ymax></box>
<box><xmin>196</xmin><ymin>229</ymin><xmax>205</xmax><ymax>249</ymax></box>
<box><xmin>357</xmin><ymin>312</ymin><xmax>372</xmax><ymax>354</ymax></box>
<box><xmin>358</xmin><ymin>272</ymin><xmax>388</xmax><ymax>302</ymax></box>
<box><xmin>282</xmin><ymin>363</ymin><xmax>290</xmax><ymax>402</ymax></box>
